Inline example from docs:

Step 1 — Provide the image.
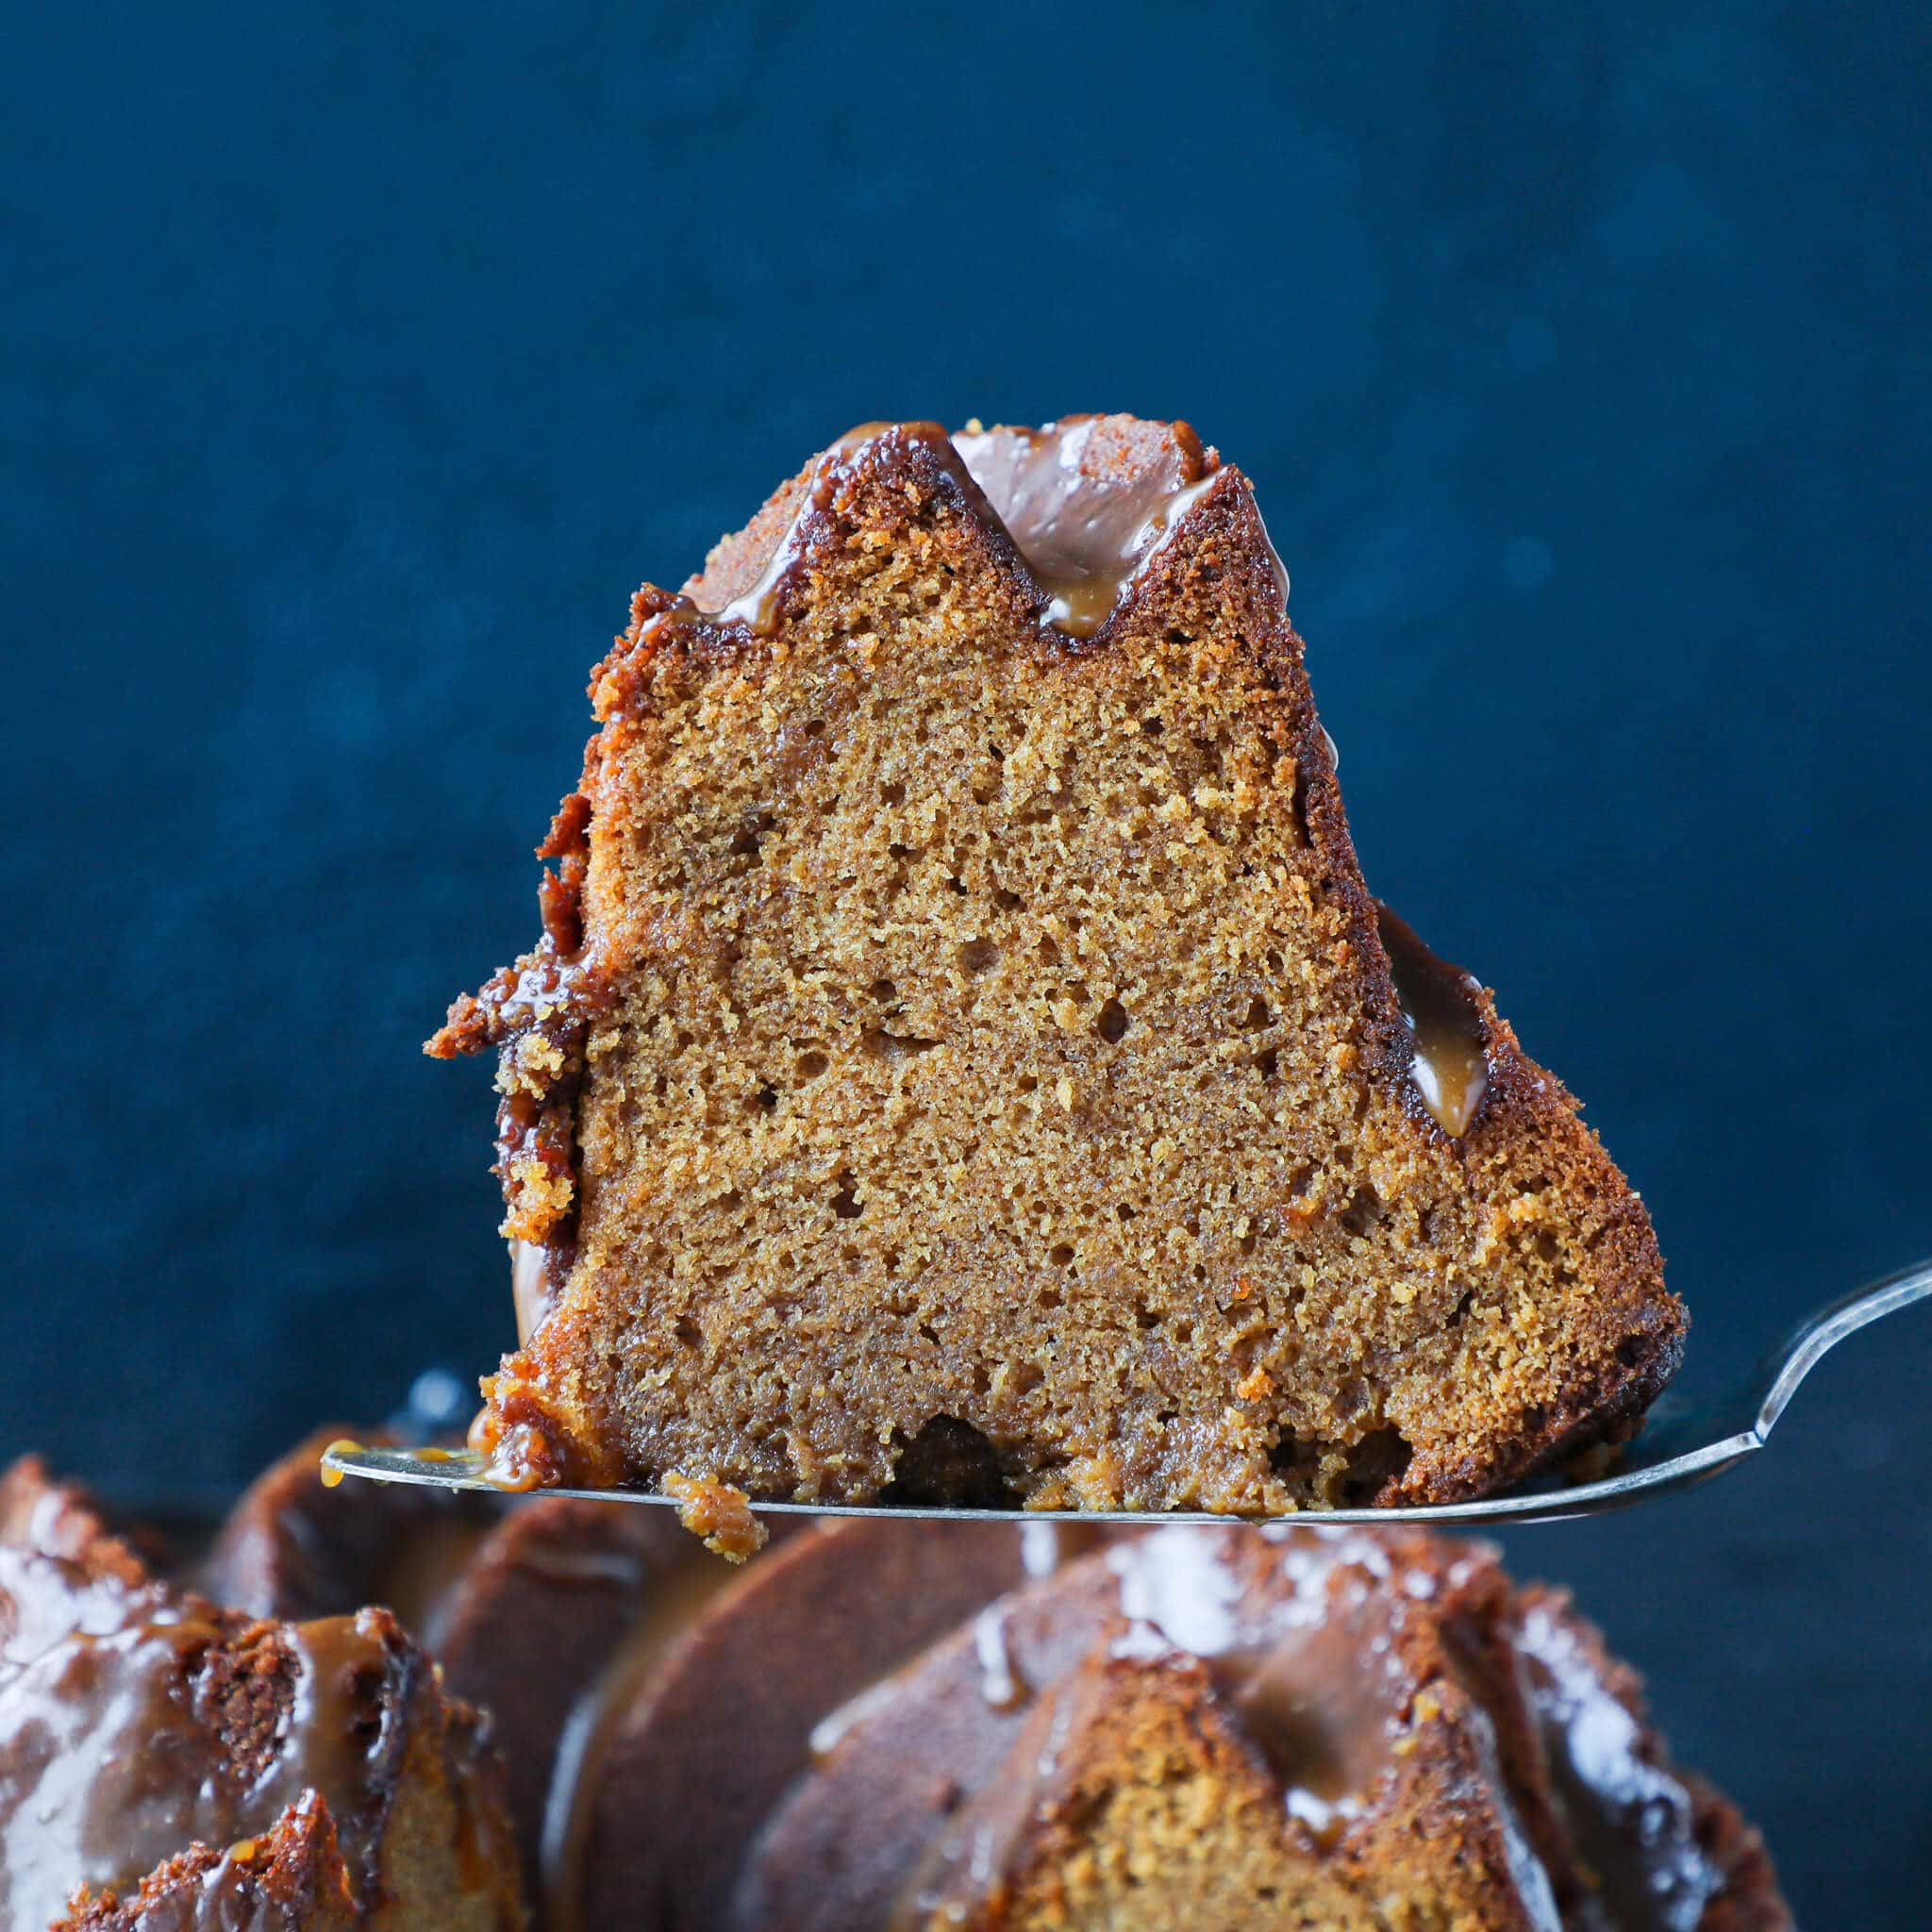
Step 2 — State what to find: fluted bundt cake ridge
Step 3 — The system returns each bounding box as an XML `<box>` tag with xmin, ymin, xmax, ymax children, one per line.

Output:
<box><xmin>3</xmin><ymin>1436</ymin><xmax>1787</xmax><ymax>1929</ymax></box>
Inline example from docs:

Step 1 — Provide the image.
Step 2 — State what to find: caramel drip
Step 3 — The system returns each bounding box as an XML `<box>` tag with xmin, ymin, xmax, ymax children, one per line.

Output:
<box><xmin>894</xmin><ymin>1531</ymin><xmax>1422</xmax><ymax>1929</ymax></box>
<box><xmin>703</xmin><ymin>422</ymin><xmax>957</xmax><ymax>637</ymax></box>
<box><xmin>1105</xmin><ymin>1528</ymin><xmax>1411</xmax><ymax>1841</ymax></box>
<box><xmin>1233</xmin><ymin>1613</ymin><xmax>1407</xmax><ymax>1846</ymax></box>
<box><xmin>1375</xmin><ymin>904</ymin><xmax>1490</xmax><ymax>1137</ymax></box>
<box><xmin>275</xmin><ymin>1617</ymin><xmax>407</xmax><ymax>1860</ymax></box>
<box><xmin>317</xmin><ymin>1438</ymin><xmax>358</xmax><ymax>1489</ymax></box>
<box><xmin>955</xmin><ymin>419</ymin><xmax>1220</xmax><ymax>639</ymax></box>
<box><xmin>681</xmin><ymin>418</ymin><xmax>1245</xmax><ymax>647</ymax></box>
<box><xmin>468</xmin><ymin>1412</ymin><xmax>554</xmax><ymax>1493</ymax></box>
<box><xmin>0</xmin><ymin>1608</ymin><xmax>404</xmax><ymax>1929</ymax></box>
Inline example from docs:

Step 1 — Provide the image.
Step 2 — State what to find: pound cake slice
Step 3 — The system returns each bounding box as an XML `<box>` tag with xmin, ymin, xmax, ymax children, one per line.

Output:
<box><xmin>431</xmin><ymin>414</ymin><xmax>1684</xmax><ymax>1509</ymax></box>
<box><xmin>0</xmin><ymin>1457</ymin><xmax>525</xmax><ymax>1932</ymax></box>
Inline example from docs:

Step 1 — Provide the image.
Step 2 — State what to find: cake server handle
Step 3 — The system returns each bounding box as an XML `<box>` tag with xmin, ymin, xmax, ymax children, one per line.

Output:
<box><xmin>1740</xmin><ymin>1255</ymin><xmax>1932</xmax><ymax>1443</ymax></box>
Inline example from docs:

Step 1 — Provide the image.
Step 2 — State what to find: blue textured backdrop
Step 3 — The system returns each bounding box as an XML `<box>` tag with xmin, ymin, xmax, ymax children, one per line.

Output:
<box><xmin>5</xmin><ymin>3</ymin><xmax>1928</xmax><ymax>1918</ymax></box>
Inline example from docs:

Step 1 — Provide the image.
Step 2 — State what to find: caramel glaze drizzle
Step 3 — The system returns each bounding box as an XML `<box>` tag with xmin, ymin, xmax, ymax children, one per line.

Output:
<box><xmin>0</xmin><ymin>1602</ymin><xmax>414</xmax><ymax>1930</ymax></box>
<box><xmin>953</xmin><ymin>417</ymin><xmax>1221</xmax><ymax>639</ymax></box>
<box><xmin>1374</xmin><ymin>903</ymin><xmax>1490</xmax><ymax>1138</ymax></box>
<box><xmin>891</xmin><ymin>1530</ymin><xmax>1416</xmax><ymax>1930</ymax></box>
<box><xmin>1105</xmin><ymin>1529</ymin><xmax>1409</xmax><ymax>1840</ymax></box>
<box><xmin>892</xmin><ymin>1530</ymin><xmax>1718</xmax><ymax>1929</ymax></box>
<box><xmin>649</xmin><ymin>416</ymin><xmax>1254</xmax><ymax>646</ymax></box>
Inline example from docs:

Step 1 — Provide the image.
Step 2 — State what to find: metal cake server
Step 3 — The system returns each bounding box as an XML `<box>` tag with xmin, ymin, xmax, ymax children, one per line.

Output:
<box><xmin>322</xmin><ymin>1257</ymin><xmax>1931</xmax><ymax>1528</ymax></box>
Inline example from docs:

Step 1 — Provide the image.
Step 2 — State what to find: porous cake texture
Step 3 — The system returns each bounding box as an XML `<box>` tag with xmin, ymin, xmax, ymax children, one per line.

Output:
<box><xmin>433</xmin><ymin>415</ymin><xmax>1685</xmax><ymax>1510</ymax></box>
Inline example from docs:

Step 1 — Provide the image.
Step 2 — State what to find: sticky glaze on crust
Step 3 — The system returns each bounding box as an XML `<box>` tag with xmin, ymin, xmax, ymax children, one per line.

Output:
<box><xmin>0</xmin><ymin>1457</ymin><xmax>525</xmax><ymax>1932</ymax></box>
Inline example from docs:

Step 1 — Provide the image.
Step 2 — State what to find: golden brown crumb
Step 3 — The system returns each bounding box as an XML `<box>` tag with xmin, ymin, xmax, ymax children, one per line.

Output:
<box><xmin>662</xmin><ymin>1472</ymin><xmax>768</xmax><ymax>1562</ymax></box>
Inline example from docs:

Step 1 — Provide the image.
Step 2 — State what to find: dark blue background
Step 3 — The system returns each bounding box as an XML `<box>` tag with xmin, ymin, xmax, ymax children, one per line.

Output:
<box><xmin>6</xmin><ymin>3</ymin><xmax>1927</xmax><ymax>1918</ymax></box>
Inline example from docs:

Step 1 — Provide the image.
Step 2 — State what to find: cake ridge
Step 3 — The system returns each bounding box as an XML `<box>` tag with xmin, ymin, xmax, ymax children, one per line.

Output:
<box><xmin>736</xmin><ymin>1524</ymin><xmax>1783</xmax><ymax>1932</ymax></box>
<box><xmin>672</xmin><ymin>415</ymin><xmax>1234</xmax><ymax>652</ymax></box>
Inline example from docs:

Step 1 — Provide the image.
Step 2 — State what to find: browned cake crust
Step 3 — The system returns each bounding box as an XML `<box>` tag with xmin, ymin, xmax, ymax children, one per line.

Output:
<box><xmin>54</xmin><ymin>1793</ymin><xmax>359</xmax><ymax>1932</ymax></box>
<box><xmin>203</xmin><ymin>1428</ymin><xmax>755</xmax><ymax>1892</ymax></box>
<box><xmin>0</xmin><ymin>1457</ymin><xmax>526</xmax><ymax>1932</ymax></box>
<box><xmin>431</xmin><ymin>414</ymin><xmax>1682</xmax><ymax>1512</ymax></box>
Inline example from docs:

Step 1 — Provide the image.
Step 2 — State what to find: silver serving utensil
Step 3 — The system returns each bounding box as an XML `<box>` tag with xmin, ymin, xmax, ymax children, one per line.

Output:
<box><xmin>322</xmin><ymin>1258</ymin><xmax>1931</xmax><ymax>1527</ymax></box>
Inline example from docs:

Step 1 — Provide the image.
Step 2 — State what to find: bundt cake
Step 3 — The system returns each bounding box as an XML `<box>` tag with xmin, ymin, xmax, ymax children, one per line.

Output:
<box><xmin>0</xmin><ymin>1457</ymin><xmax>525</xmax><ymax>1931</ymax></box>
<box><xmin>737</xmin><ymin>1527</ymin><xmax>1786</xmax><ymax>1932</ymax></box>
<box><xmin>196</xmin><ymin>1432</ymin><xmax>1784</xmax><ymax>1930</ymax></box>
<box><xmin>430</xmin><ymin>413</ymin><xmax>1685</xmax><ymax>1510</ymax></box>
<box><xmin>208</xmin><ymin>1434</ymin><xmax>1089</xmax><ymax>1929</ymax></box>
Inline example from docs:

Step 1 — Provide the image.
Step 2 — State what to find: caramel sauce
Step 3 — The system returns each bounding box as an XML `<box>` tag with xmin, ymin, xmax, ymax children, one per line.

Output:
<box><xmin>708</xmin><ymin>422</ymin><xmax>956</xmax><ymax>637</ymax></box>
<box><xmin>806</xmin><ymin>1672</ymin><xmax>904</xmax><ymax>1762</ymax></box>
<box><xmin>1234</xmin><ymin>1614</ymin><xmax>1401</xmax><ymax>1847</ymax></box>
<box><xmin>954</xmin><ymin>420</ymin><xmax>1220</xmax><ymax>640</ymax></box>
<box><xmin>317</xmin><ymin>1438</ymin><xmax>362</xmax><ymax>1489</ymax></box>
<box><xmin>687</xmin><ymin>418</ymin><xmax>1243</xmax><ymax>649</ymax></box>
<box><xmin>895</xmin><ymin>1532</ymin><xmax>1418</xmax><ymax>1930</ymax></box>
<box><xmin>0</xmin><ymin>1607</ymin><xmax>404</xmax><ymax>1929</ymax></box>
<box><xmin>1375</xmin><ymin>904</ymin><xmax>1489</xmax><ymax>1137</ymax></box>
<box><xmin>1106</xmin><ymin>1529</ymin><xmax>1410</xmax><ymax>1840</ymax></box>
<box><xmin>473</xmin><ymin>1424</ymin><xmax>549</xmax><ymax>1493</ymax></box>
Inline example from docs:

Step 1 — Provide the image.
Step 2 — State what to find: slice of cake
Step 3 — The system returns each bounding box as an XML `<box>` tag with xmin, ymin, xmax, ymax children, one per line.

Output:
<box><xmin>0</xmin><ymin>1457</ymin><xmax>526</xmax><ymax>1931</ymax></box>
<box><xmin>430</xmin><ymin>414</ymin><xmax>1685</xmax><ymax>1509</ymax></box>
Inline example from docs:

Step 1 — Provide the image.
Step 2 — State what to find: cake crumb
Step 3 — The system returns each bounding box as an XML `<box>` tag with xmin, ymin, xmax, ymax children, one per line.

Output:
<box><xmin>663</xmin><ymin>1471</ymin><xmax>768</xmax><ymax>1561</ymax></box>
